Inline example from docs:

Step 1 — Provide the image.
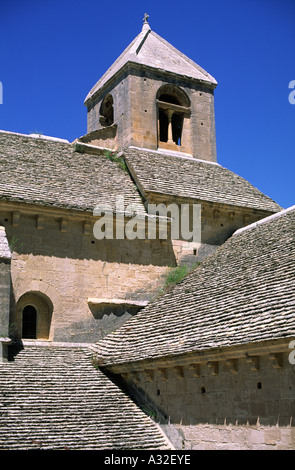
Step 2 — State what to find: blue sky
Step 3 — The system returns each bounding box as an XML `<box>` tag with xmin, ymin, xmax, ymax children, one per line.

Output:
<box><xmin>0</xmin><ymin>0</ymin><xmax>294</xmax><ymax>209</ymax></box>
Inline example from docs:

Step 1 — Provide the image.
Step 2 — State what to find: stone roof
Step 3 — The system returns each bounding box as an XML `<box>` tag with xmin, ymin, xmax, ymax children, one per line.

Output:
<box><xmin>85</xmin><ymin>23</ymin><xmax>217</xmax><ymax>103</ymax></box>
<box><xmin>123</xmin><ymin>147</ymin><xmax>282</xmax><ymax>213</ymax></box>
<box><xmin>0</xmin><ymin>131</ymin><xmax>146</xmax><ymax>215</ymax></box>
<box><xmin>95</xmin><ymin>206</ymin><xmax>295</xmax><ymax>366</ymax></box>
<box><xmin>0</xmin><ymin>226</ymin><xmax>11</xmax><ymax>260</ymax></box>
<box><xmin>0</xmin><ymin>344</ymin><xmax>172</xmax><ymax>449</ymax></box>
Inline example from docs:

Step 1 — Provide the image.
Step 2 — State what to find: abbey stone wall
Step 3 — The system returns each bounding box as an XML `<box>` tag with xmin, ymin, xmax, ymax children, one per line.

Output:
<box><xmin>0</xmin><ymin>206</ymin><xmax>175</xmax><ymax>343</ymax></box>
<box><xmin>110</xmin><ymin>346</ymin><xmax>295</xmax><ymax>450</ymax></box>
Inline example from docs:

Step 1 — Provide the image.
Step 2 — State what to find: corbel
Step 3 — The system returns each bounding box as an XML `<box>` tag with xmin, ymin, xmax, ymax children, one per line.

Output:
<box><xmin>269</xmin><ymin>353</ymin><xmax>283</xmax><ymax>369</ymax></box>
<box><xmin>143</xmin><ymin>369</ymin><xmax>154</xmax><ymax>382</ymax></box>
<box><xmin>130</xmin><ymin>371</ymin><xmax>140</xmax><ymax>383</ymax></box>
<box><xmin>188</xmin><ymin>363</ymin><xmax>200</xmax><ymax>378</ymax></box>
<box><xmin>158</xmin><ymin>368</ymin><xmax>169</xmax><ymax>381</ymax></box>
<box><xmin>228</xmin><ymin>211</ymin><xmax>235</xmax><ymax>222</ymax></box>
<box><xmin>12</xmin><ymin>211</ymin><xmax>20</xmax><ymax>227</ymax></box>
<box><xmin>225</xmin><ymin>358</ymin><xmax>238</xmax><ymax>374</ymax></box>
<box><xmin>246</xmin><ymin>355</ymin><xmax>260</xmax><ymax>371</ymax></box>
<box><xmin>213</xmin><ymin>209</ymin><xmax>220</xmax><ymax>221</ymax></box>
<box><xmin>36</xmin><ymin>215</ymin><xmax>44</xmax><ymax>230</ymax></box>
<box><xmin>60</xmin><ymin>218</ymin><xmax>68</xmax><ymax>233</ymax></box>
<box><xmin>174</xmin><ymin>366</ymin><xmax>184</xmax><ymax>379</ymax></box>
<box><xmin>207</xmin><ymin>361</ymin><xmax>219</xmax><ymax>375</ymax></box>
<box><xmin>83</xmin><ymin>221</ymin><xmax>91</xmax><ymax>236</ymax></box>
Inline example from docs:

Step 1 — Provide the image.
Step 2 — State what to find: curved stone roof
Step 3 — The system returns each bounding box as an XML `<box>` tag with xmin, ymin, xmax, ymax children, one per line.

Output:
<box><xmin>124</xmin><ymin>147</ymin><xmax>282</xmax><ymax>213</ymax></box>
<box><xmin>95</xmin><ymin>206</ymin><xmax>295</xmax><ymax>366</ymax></box>
<box><xmin>85</xmin><ymin>24</ymin><xmax>217</xmax><ymax>103</ymax></box>
<box><xmin>0</xmin><ymin>131</ymin><xmax>146</xmax><ymax>215</ymax></box>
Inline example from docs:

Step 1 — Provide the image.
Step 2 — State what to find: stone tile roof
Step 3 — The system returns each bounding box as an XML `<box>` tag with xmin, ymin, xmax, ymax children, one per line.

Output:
<box><xmin>123</xmin><ymin>147</ymin><xmax>282</xmax><ymax>213</ymax></box>
<box><xmin>0</xmin><ymin>131</ymin><xmax>146</xmax><ymax>214</ymax></box>
<box><xmin>0</xmin><ymin>344</ymin><xmax>172</xmax><ymax>449</ymax></box>
<box><xmin>0</xmin><ymin>226</ymin><xmax>11</xmax><ymax>260</ymax></box>
<box><xmin>85</xmin><ymin>25</ymin><xmax>216</xmax><ymax>103</ymax></box>
<box><xmin>95</xmin><ymin>206</ymin><xmax>295</xmax><ymax>366</ymax></box>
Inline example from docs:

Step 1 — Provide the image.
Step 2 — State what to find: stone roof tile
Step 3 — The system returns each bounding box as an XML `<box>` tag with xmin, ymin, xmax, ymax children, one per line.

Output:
<box><xmin>124</xmin><ymin>147</ymin><xmax>282</xmax><ymax>213</ymax></box>
<box><xmin>0</xmin><ymin>131</ymin><xmax>146</xmax><ymax>215</ymax></box>
<box><xmin>0</xmin><ymin>344</ymin><xmax>172</xmax><ymax>449</ymax></box>
<box><xmin>85</xmin><ymin>26</ymin><xmax>216</xmax><ymax>103</ymax></box>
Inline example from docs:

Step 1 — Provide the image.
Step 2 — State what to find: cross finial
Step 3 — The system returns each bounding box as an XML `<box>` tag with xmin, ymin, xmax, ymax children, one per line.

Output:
<box><xmin>143</xmin><ymin>13</ymin><xmax>149</xmax><ymax>24</ymax></box>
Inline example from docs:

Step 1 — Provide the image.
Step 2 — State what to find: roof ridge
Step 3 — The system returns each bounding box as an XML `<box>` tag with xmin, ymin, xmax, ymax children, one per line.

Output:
<box><xmin>0</xmin><ymin>129</ymin><xmax>69</xmax><ymax>143</ymax></box>
<box><xmin>126</xmin><ymin>146</ymin><xmax>221</xmax><ymax>165</ymax></box>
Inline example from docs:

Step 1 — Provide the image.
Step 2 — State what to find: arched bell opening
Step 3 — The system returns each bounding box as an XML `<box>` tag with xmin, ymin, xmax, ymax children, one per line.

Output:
<box><xmin>156</xmin><ymin>85</ymin><xmax>190</xmax><ymax>149</ymax></box>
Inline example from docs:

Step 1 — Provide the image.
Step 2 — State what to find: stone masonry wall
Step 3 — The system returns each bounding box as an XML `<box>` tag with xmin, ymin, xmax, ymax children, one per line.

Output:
<box><xmin>0</xmin><ymin>226</ymin><xmax>11</xmax><ymax>338</ymax></box>
<box><xmin>86</xmin><ymin>67</ymin><xmax>217</xmax><ymax>161</ymax></box>
<box><xmin>146</xmin><ymin>194</ymin><xmax>271</xmax><ymax>264</ymax></box>
<box><xmin>128</xmin><ymin>69</ymin><xmax>216</xmax><ymax>161</ymax></box>
<box><xmin>114</xmin><ymin>349</ymin><xmax>295</xmax><ymax>450</ymax></box>
<box><xmin>0</xmin><ymin>207</ymin><xmax>175</xmax><ymax>343</ymax></box>
<box><xmin>0</xmin><ymin>261</ymin><xmax>11</xmax><ymax>338</ymax></box>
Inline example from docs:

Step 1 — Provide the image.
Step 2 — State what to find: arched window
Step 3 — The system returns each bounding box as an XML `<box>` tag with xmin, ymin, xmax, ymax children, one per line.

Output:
<box><xmin>16</xmin><ymin>291</ymin><xmax>53</xmax><ymax>341</ymax></box>
<box><xmin>156</xmin><ymin>85</ymin><xmax>190</xmax><ymax>147</ymax></box>
<box><xmin>22</xmin><ymin>305</ymin><xmax>37</xmax><ymax>339</ymax></box>
<box><xmin>99</xmin><ymin>94</ymin><xmax>114</xmax><ymax>127</ymax></box>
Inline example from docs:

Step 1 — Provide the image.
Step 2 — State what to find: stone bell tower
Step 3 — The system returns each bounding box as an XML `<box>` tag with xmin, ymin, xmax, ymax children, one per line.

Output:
<box><xmin>82</xmin><ymin>15</ymin><xmax>218</xmax><ymax>162</ymax></box>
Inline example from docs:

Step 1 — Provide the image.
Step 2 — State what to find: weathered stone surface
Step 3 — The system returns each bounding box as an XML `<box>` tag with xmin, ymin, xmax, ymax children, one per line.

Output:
<box><xmin>123</xmin><ymin>147</ymin><xmax>281</xmax><ymax>213</ymax></box>
<box><xmin>0</xmin><ymin>343</ymin><xmax>172</xmax><ymax>450</ymax></box>
<box><xmin>2</xmin><ymin>208</ymin><xmax>174</xmax><ymax>342</ymax></box>
<box><xmin>84</xmin><ymin>23</ymin><xmax>217</xmax><ymax>161</ymax></box>
<box><xmin>0</xmin><ymin>130</ymin><xmax>146</xmax><ymax>215</ymax></box>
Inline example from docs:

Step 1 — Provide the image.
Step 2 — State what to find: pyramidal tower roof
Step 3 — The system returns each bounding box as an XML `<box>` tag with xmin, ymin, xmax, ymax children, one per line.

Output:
<box><xmin>85</xmin><ymin>15</ymin><xmax>217</xmax><ymax>104</ymax></box>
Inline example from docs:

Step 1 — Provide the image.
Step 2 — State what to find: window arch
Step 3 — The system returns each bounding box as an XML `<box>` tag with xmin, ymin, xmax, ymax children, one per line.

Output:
<box><xmin>156</xmin><ymin>85</ymin><xmax>190</xmax><ymax>147</ymax></box>
<box><xmin>16</xmin><ymin>291</ymin><xmax>53</xmax><ymax>340</ymax></box>
<box><xmin>156</xmin><ymin>85</ymin><xmax>190</xmax><ymax>107</ymax></box>
<box><xmin>99</xmin><ymin>94</ymin><xmax>114</xmax><ymax>127</ymax></box>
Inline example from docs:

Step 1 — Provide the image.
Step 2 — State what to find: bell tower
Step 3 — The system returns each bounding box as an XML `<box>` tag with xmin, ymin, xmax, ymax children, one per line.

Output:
<box><xmin>82</xmin><ymin>15</ymin><xmax>218</xmax><ymax>162</ymax></box>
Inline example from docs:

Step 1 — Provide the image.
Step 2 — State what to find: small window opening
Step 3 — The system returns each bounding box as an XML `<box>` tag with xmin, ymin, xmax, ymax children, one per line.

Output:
<box><xmin>22</xmin><ymin>305</ymin><xmax>37</xmax><ymax>339</ymax></box>
<box><xmin>99</xmin><ymin>94</ymin><xmax>114</xmax><ymax>127</ymax></box>
<box><xmin>201</xmin><ymin>387</ymin><xmax>206</xmax><ymax>394</ymax></box>
<box><xmin>257</xmin><ymin>382</ymin><xmax>262</xmax><ymax>389</ymax></box>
